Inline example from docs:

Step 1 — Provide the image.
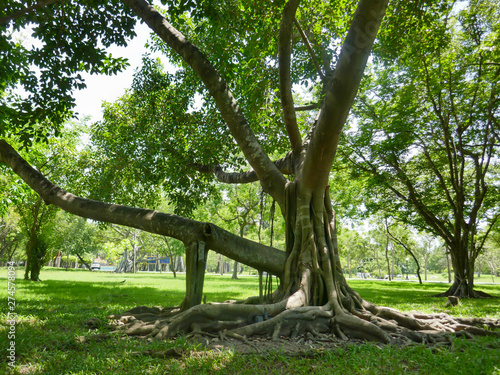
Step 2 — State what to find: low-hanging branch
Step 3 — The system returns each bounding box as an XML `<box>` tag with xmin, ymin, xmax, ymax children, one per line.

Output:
<box><xmin>0</xmin><ymin>139</ymin><xmax>287</xmax><ymax>277</ymax></box>
<box><xmin>0</xmin><ymin>0</ymin><xmax>59</xmax><ymax>25</ymax></box>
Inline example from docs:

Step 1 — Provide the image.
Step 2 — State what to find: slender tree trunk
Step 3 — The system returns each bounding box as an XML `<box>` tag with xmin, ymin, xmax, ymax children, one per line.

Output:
<box><xmin>231</xmin><ymin>260</ymin><xmax>239</xmax><ymax>279</ymax></box>
<box><xmin>347</xmin><ymin>254</ymin><xmax>351</xmax><ymax>279</ymax></box>
<box><xmin>76</xmin><ymin>253</ymin><xmax>92</xmax><ymax>270</ymax></box>
<box><xmin>391</xmin><ymin>245</ymin><xmax>395</xmax><ymax>279</ymax></box>
<box><xmin>436</xmin><ymin>242</ymin><xmax>486</xmax><ymax>298</ymax></box>
<box><xmin>170</xmin><ymin>253</ymin><xmax>177</xmax><ymax>277</ymax></box>
<box><xmin>385</xmin><ymin>242</ymin><xmax>391</xmax><ymax>281</ymax></box>
<box><xmin>424</xmin><ymin>254</ymin><xmax>428</xmax><ymax>282</ymax></box>
<box><xmin>375</xmin><ymin>249</ymin><xmax>381</xmax><ymax>279</ymax></box>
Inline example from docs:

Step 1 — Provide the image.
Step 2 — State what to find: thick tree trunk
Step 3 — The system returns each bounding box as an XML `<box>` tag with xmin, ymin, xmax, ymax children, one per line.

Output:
<box><xmin>435</xmin><ymin>242</ymin><xmax>489</xmax><ymax>298</ymax></box>
<box><xmin>24</xmin><ymin>233</ymin><xmax>46</xmax><ymax>281</ymax></box>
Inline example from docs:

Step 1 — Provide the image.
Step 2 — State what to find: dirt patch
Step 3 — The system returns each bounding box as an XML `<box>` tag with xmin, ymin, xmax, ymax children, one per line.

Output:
<box><xmin>191</xmin><ymin>333</ymin><xmax>410</xmax><ymax>356</ymax></box>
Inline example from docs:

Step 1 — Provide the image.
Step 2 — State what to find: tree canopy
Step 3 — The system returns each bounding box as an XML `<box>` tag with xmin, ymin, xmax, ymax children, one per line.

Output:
<box><xmin>341</xmin><ymin>0</ymin><xmax>500</xmax><ymax>297</ymax></box>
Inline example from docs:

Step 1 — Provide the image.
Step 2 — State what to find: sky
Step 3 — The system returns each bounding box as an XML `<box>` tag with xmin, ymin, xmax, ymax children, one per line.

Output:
<box><xmin>72</xmin><ymin>21</ymin><xmax>164</xmax><ymax>123</ymax></box>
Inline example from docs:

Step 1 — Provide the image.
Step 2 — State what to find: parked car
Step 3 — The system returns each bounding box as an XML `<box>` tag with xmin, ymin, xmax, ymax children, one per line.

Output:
<box><xmin>91</xmin><ymin>263</ymin><xmax>101</xmax><ymax>270</ymax></box>
<box><xmin>356</xmin><ymin>272</ymin><xmax>370</xmax><ymax>278</ymax></box>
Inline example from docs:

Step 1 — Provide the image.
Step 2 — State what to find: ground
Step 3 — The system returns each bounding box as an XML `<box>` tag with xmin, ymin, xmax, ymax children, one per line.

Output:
<box><xmin>2</xmin><ymin>269</ymin><xmax>499</xmax><ymax>374</ymax></box>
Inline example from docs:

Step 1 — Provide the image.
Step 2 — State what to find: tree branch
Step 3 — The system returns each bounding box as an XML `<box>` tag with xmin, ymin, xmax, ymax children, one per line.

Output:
<box><xmin>304</xmin><ymin>27</ymin><xmax>333</xmax><ymax>75</ymax></box>
<box><xmin>294</xmin><ymin>103</ymin><xmax>320</xmax><ymax>111</ymax></box>
<box><xmin>121</xmin><ymin>0</ymin><xmax>287</xmax><ymax>209</ymax></box>
<box><xmin>0</xmin><ymin>0</ymin><xmax>59</xmax><ymax>25</ymax></box>
<box><xmin>278</xmin><ymin>0</ymin><xmax>303</xmax><ymax>155</ymax></box>
<box><xmin>386</xmin><ymin>225</ymin><xmax>422</xmax><ymax>284</ymax></box>
<box><xmin>301</xmin><ymin>0</ymin><xmax>389</xmax><ymax>193</ymax></box>
<box><xmin>195</xmin><ymin>153</ymin><xmax>295</xmax><ymax>184</ymax></box>
<box><xmin>340</xmin><ymin>143</ymin><xmax>454</xmax><ymax>245</ymax></box>
<box><xmin>294</xmin><ymin>18</ymin><xmax>325</xmax><ymax>81</ymax></box>
<box><xmin>0</xmin><ymin>140</ymin><xmax>286</xmax><ymax>277</ymax></box>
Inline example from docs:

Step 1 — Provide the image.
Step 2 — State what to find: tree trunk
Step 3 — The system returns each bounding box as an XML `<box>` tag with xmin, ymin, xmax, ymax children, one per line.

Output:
<box><xmin>176</xmin><ymin>255</ymin><xmax>185</xmax><ymax>273</ymax></box>
<box><xmin>76</xmin><ymin>253</ymin><xmax>92</xmax><ymax>270</ymax></box>
<box><xmin>385</xmin><ymin>242</ymin><xmax>391</xmax><ymax>281</ymax></box>
<box><xmin>375</xmin><ymin>248</ymin><xmax>381</xmax><ymax>279</ymax></box>
<box><xmin>424</xmin><ymin>254</ymin><xmax>428</xmax><ymax>282</ymax></box>
<box><xmin>170</xmin><ymin>253</ymin><xmax>177</xmax><ymax>277</ymax></box>
<box><xmin>24</xmin><ymin>233</ymin><xmax>46</xmax><ymax>281</ymax></box>
<box><xmin>435</xmin><ymin>242</ymin><xmax>488</xmax><ymax>298</ymax></box>
<box><xmin>347</xmin><ymin>254</ymin><xmax>351</xmax><ymax>279</ymax></box>
<box><xmin>180</xmin><ymin>241</ymin><xmax>208</xmax><ymax>310</ymax></box>
<box><xmin>231</xmin><ymin>260</ymin><xmax>239</xmax><ymax>279</ymax></box>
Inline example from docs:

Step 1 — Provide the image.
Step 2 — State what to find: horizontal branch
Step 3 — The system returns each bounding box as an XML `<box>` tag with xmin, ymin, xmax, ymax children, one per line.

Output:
<box><xmin>0</xmin><ymin>0</ymin><xmax>59</xmax><ymax>25</ymax></box>
<box><xmin>0</xmin><ymin>140</ymin><xmax>286</xmax><ymax>277</ymax></box>
<box><xmin>294</xmin><ymin>103</ymin><xmax>320</xmax><ymax>111</ymax></box>
<box><xmin>195</xmin><ymin>154</ymin><xmax>294</xmax><ymax>184</ymax></box>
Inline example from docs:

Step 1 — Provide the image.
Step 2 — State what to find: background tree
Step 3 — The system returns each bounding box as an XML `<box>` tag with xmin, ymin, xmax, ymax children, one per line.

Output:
<box><xmin>0</xmin><ymin>211</ymin><xmax>22</xmax><ymax>264</ymax></box>
<box><xmin>212</xmin><ymin>183</ymin><xmax>261</xmax><ymax>279</ymax></box>
<box><xmin>2</xmin><ymin>125</ymin><xmax>85</xmax><ymax>279</ymax></box>
<box><xmin>0</xmin><ymin>173</ymin><xmax>23</xmax><ymax>264</ymax></box>
<box><xmin>50</xmin><ymin>212</ymin><xmax>101</xmax><ymax>270</ymax></box>
<box><xmin>341</xmin><ymin>0</ymin><xmax>500</xmax><ymax>297</ymax></box>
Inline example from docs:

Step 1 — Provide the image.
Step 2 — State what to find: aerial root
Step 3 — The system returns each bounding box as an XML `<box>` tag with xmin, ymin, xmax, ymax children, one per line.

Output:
<box><xmin>109</xmin><ymin>301</ymin><xmax>500</xmax><ymax>346</ymax></box>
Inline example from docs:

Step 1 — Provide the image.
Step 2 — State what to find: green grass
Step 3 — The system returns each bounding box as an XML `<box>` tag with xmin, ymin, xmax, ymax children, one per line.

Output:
<box><xmin>0</xmin><ymin>267</ymin><xmax>499</xmax><ymax>375</ymax></box>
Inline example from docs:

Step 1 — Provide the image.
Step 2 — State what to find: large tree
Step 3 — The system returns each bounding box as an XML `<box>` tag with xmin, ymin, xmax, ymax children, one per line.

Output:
<box><xmin>341</xmin><ymin>0</ymin><xmax>500</xmax><ymax>298</ymax></box>
<box><xmin>1</xmin><ymin>0</ymin><xmax>498</xmax><ymax>344</ymax></box>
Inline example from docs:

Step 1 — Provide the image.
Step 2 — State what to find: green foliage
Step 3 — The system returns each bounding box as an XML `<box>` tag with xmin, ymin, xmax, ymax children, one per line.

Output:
<box><xmin>0</xmin><ymin>270</ymin><xmax>498</xmax><ymax>374</ymax></box>
<box><xmin>341</xmin><ymin>0</ymin><xmax>500</xmax><ymax>237</ymax></box>
<box><xmin>0</xmin><ymin>0</ymin><xmax>136</xmax><ymax>145</ymax></box>
<box><xmin>50</xmin><ymin>212</ymin><xmax>101</xmax><ymax>259</ymax></box>
<box><xmin>82</xmin><ymin>56</ymin><xmax>238</xmax><ymax>214</ymax></box>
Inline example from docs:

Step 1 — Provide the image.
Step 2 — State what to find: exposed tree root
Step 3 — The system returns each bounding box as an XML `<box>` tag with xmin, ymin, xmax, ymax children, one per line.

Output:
<box><xmin>431</xmin><ymin>279</ymin><xmax>495</xmax><ymax>298</ymax></box>
<box><xmin>109</xmin><ymin>184</ymin><xmax>500</xmax><ymax>349</ymax></box>
<box><xmin>109</xmin><ymin>297</ymin><xmax>500</xmax><ymax>349</ymax></box>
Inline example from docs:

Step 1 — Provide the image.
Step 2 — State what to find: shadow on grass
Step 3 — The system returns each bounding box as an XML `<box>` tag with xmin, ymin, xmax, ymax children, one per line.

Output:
<box><xmin>349</xmin><ymin>280</ymin><xmax>500</xmax><ymax>318</ymax></box>
<box><xmin>1</xmin><ymin>272</ymin><xmax>499</xmax><ymax>374</ymax></box>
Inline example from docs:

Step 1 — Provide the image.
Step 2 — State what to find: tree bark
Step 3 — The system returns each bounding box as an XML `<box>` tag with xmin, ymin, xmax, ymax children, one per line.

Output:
<box><xmin>181</xmin><ymin>241</ymin><xmax>208</xmax><ymax>309</ymax></box>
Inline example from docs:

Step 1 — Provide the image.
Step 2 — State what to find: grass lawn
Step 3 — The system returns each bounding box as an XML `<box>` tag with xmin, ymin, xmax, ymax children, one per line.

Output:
<box><xmin>1</xmin><ymin>267</ymin><xmax>499</xmax><ymax>375</ymax></box>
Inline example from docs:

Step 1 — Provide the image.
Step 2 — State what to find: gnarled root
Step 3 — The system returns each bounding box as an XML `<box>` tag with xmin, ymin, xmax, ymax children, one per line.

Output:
<box><xmin>109</xmin><ymin>298</ymin><xmax>499</xmax><ymax>348</ymax></box>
